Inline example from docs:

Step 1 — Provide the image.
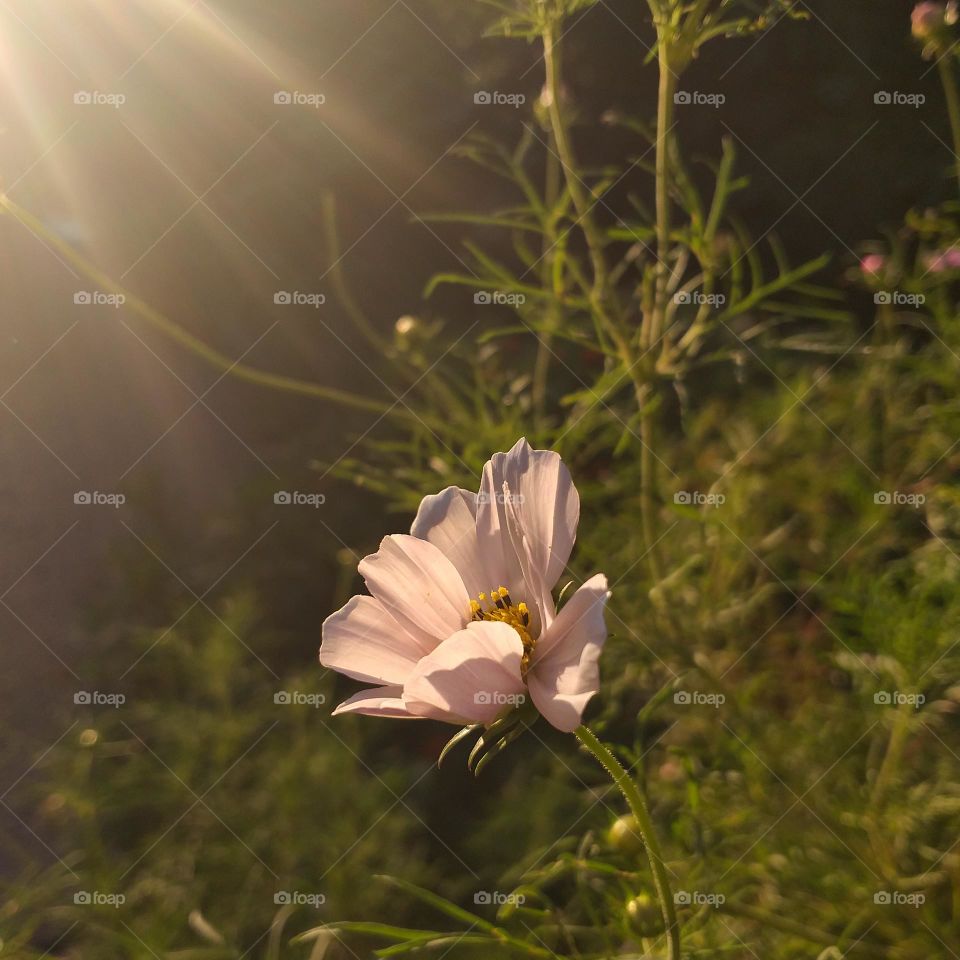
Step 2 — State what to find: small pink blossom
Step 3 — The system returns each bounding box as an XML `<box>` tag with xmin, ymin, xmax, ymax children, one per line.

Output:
<box><xmin>320</xmin><ymin>439</ymin><xmax>609</xmax><ymax>733</ymax></box>
<box><xmin>860</xmin><ymin>254</ymin><xmax>887</xmax><ymax>278</ymax></box>
<box><xmin>925</xmin><ymin>247</ymin><xmax>960</xmax><ymax>272</ymax></box>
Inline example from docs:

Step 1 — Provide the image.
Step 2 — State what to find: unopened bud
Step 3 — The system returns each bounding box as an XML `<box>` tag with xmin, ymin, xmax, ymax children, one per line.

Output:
<box><xmin>607</xmin><ymin>815</ymin><xmax>644</xmax><ymax>854</ymax></box>
<box><xmin>626</xmin><ymin>893</ymin><xmax>664</xmax><ymax>936</ymax></box>
<box><xmin>912</xmin><ymin>2</ymin><xmax>956</xmax><ymax>39</ymax></box>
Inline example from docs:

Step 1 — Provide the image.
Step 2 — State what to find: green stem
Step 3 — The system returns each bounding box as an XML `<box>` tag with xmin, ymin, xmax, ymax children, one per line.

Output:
<box><xmin>638</xmin><ymin>27</ymin><xmax>676</xmax><ymax>586</ymax></box>
<box><xmin>869</xmin><ymin>700</ymin><xmax>913</xmax><ymax>812</ymax></box>
<box><xmin>649</xmin><ymin>38</ymin><xmax>677</xmax><ymax>351</ymax></box>
<box><xmin>540</xmin><ymin>14</ymin><xmax>635</xmax><ymax>376</ymax></box>
<box><xmin>937</xmin><ymin>56</ymin><xmax>960</xmax><ymax>195</ymax></box>
<box><xmin>575</xmin><ymin>725</ymin><xmax>680</xmax><ymax>960</ymax></box>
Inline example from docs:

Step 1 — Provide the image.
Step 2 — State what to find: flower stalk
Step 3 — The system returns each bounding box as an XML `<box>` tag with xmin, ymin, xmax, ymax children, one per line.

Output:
<box><xmin>575</xmin><ymin>724</ymin><xmax>680</xmax><ymax>960</ymax></box>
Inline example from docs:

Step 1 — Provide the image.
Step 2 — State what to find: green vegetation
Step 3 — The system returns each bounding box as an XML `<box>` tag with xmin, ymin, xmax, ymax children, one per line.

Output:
<box><xmin>4</xmin><ymin>1</ymin><xmax>960</xmax><ymax>957</ymax></box>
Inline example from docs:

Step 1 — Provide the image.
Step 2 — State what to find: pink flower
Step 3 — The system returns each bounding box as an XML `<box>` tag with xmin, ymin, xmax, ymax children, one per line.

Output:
<box><xmin>925</xmin><ymin>247</ymin><xmax>960</xmax><ymax>272</ymax></box>
<box><xmin>912</xmin><ymin>2</ymin><xmax>957</xmax><ymax>39</ymax></box>
<box><xmin>860</xmin><ymin>254</ymin><xmax>887</xmax><ymax>278</ymax></box>
<box><xmin>320</xmin><ymin>439</ymin><xmax>609</xmax><ymax>733</ymax></box>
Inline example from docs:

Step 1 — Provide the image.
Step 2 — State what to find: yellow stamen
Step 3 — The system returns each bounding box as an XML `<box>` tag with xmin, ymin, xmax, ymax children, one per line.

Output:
<box><xmin>468</xmin><ymin>586</ymin><xmax>536</xmax><ymax>677</ymax></box>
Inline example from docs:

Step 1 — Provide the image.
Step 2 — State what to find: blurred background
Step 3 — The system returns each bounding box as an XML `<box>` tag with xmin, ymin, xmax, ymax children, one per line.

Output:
<box><xmin>0</xmin><ymin>0</ymin><xmax>941</xmax><ymax>774</ymax></box>
<box><xmin>1</xmin><ymin>1</ymin><xmax>956</xmax><ymax>956</ymax></box>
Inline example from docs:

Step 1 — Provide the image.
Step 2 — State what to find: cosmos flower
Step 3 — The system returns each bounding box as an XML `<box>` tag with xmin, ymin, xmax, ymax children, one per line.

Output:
<box><xmin>320</xmin><ymin>438</ymin><xmax>609</xmax><ymax>733</ymax></box>
<box><xmin>912</xmin><ymin>1</ymin><xmax>957</xmax><ymax>40</ymax></box>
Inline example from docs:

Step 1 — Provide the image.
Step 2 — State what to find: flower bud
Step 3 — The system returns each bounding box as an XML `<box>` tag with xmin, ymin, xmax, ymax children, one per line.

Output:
<box><xmin>912</xmin><ymin>2</ymin><xmax>957</xmax><ymax>39</ymax></box>
<box><xmin>626</xmin><ymin>893</ymin><xmax>664</xmax><ymax>937</ymax></box>
<box><xmin>607</xmin><ymin>814</ymin><xmax>644</xmax><ymax>854</ymax></box>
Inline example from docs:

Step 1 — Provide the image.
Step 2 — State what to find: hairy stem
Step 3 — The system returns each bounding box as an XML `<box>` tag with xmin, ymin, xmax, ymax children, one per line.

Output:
<box><xmin>649</xmin><ymin>39</ymin><xmax>677</xmax><ymax>351</ymax></box>
<box><xmin>575</xmin><ymin>725</ymin><xmax>680</xmax><ymax>960</ymax></box>
<box><xmin>638</xmin><ymin>29</ymin><xmax>677</xmax><ymax>585</ymax></box>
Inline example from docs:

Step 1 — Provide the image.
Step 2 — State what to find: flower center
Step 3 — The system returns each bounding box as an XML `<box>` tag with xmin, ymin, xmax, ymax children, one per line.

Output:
<box><xmin>469</xmin><ymin>586</ymin><xmax>535</xmax><ymax>677</ymax></box>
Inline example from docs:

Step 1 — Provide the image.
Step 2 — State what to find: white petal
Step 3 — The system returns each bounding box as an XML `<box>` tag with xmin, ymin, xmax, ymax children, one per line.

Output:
<box><xmin>528</xmin><ymin>574</ymin><xmax>609</xmax><ymax>732</ymax></box>
<box><xmin>320</xmin><ymin>595</ymin><xmax>424</xmax><ymax>686</ymax></box>
<box><xmin>403</xmin><ymin>620</ymin><xmax>527</xmax><ymax>725</ymax></box>
<box><xmin>331</xmin><ymin>685</ymin><xmax>419</xmax><ymax>718</ymax></box>
<box><xmin>410</xmin><ymin>486</ymin><xmax>492</xmax><ymax>598</ymax></box>
<box><xmin>359</xmin><ymin>534</ymin><xmax>469</xmax><ymax>652</ymax></box>
<box><xmin>477</xmin><ymin>438</ymin><xmax>579</xmax><ymax>603</ymax></box>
